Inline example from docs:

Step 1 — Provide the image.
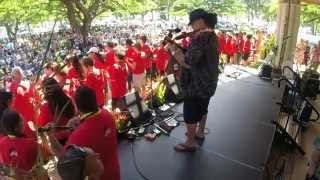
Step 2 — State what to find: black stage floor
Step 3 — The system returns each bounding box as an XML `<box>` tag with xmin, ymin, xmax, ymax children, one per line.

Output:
<box><xmin>118</xmin><ymin>67</ymin><xmax>282</xmax><ymax>180</ymax></box>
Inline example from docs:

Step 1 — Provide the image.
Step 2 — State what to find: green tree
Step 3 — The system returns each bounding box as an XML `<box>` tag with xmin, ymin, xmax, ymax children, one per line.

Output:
<box><xmin>113</xmin><ymin>0</ymin><xmax>157</xmax><ymax>18</ymax></box>
<box><xmin>242</xmin><ymin>0</ymin><xmax>272</xmax><ymax>20</ymax></box>
<box><xmin>171</xmin><ymin>0</ymin><xmax>204</xmax><ymax>16</ymax></box>
<box><xmin>171</xmin><ymin>0</ymin><xmax>245</xmax><ymax>17</ymax></box>
<box><xmin>204</xmin><ymin>0</ymin><xmax>245</xmax><ymax>16</ymax></box>
<box><xmin>301</xmin><ymin>4</ymin><xmax>320</xmax><ymax>34</ymax></box>
<box><xmin>0</xmin><ymin>0</ymin><xmax>53</xmax><ymax>42</ymax></box>
<box><xmin>262</xmin><ymin>0</ymin><xmax>277</xmax><ymax>22</ymax></box>
<box><xmin>54</xmin><ymin>0</ymin><xmax>116</xmax><ymax>45</ymax></box>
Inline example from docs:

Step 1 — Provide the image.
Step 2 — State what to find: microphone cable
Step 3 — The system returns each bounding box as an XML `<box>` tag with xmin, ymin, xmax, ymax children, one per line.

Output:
<box><xmin>130</xmin><ymin>142</ymin><xmax>151</xmax><ymax>180</ymax></box>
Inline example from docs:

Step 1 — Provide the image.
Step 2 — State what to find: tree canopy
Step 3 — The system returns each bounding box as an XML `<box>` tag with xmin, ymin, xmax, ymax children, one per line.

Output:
<box><xmin>0</xmin><ymin>0</ymin><xmax>55</xmax><ymax>41</ymax></box>
<box><xmin>0</xmin><ymin>0</ymin><xmax>320</xmax><ymax>42</ymax></box>
<box><xmin>301</xmin><ymin>4</ymin><xmax>320</xmax><ymax>33</ymax></box>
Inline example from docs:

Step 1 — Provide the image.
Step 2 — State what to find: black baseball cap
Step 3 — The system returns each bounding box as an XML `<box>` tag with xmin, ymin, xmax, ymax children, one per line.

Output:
<box><xmin>189</xmin><ymin>9</ymin><xmax>208</xmax><ymax>25</ymax></box>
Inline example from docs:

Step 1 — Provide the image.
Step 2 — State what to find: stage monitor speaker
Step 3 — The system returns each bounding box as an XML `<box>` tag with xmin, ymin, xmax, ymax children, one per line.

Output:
<box><xmin>258</xmin><ymin>63</ymin><xmax>272</xmax><ymax>79</ymax></box>
<box><xmin>124</xmin><ymin>91</ymin><xmax>152</xmax><ymax>126</ymax></box>
<box><xmin>165</xmin><ymin>74</ymin><xmax>183</xmax><ymax>103</ymax></box>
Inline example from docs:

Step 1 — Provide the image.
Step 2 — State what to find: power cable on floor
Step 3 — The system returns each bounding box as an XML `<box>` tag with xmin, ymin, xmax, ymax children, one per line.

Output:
<box><xmin>130</xmin><ymin>142</ymin><xmax>150</xmax><ymax>180</ymax></box>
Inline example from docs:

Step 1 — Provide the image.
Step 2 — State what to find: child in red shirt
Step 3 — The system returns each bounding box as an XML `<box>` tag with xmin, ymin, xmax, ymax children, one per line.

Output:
<box><xmin>0</xmin><ymin>110</ymin><xmax>38</xmax><ymax>172</ymax></box>
<box><xmin>218</xmin><ymin>31</ymin><xmax>227</xmax><ymax>54</ymax></box>
<box><xmin>225</xmin><ymin>34</ymin><xmax>236</xmax><ymax>64</ymax></box>
<box><xmin>154</xmin><ymin>41</ymin><xmax>170</xmax><ymax>75</ymax></box>
<box><xmin>235</xmin><ymin>33</ymin><xmax>244</xmax><ymax>64</ymax></box>
<box><xmin>65</xmin><ymin>55</ymin><xmax>85</xmax><ymax>97</ymax></box>
<box><xmin>88</xmin><ymin>47</ymin><xmax>106</xmax><ymax>70</ymax></box>
<box><xmin>104</xmin><ymin>42</ymin><xmax>116</xmax><ymax>68</ymax></box>
<box><xmin>126</xmin><ymin>43</ymin><xmax>146</xmax><ymax>90</ymax></box>
<box><xmin>242</xmin><ymin>35</ymin><xmax>253</xmax><ymax>65</ymax></box>
<box><xmin>139</xmin><ymin>35</ymin><xmax>152</xmax><ymax>75</ymax></box>
<box><xmin>82</xmin><ymin>57</ymin><xmax>106</xmax><ymax>107</ymax></box>
<box><xmin>9</xmin><ymin>67</ymin><xmax>35</xmax><ymax>137</ymax></box>
<box><xmin>108</xmin><ymin>48</ymin><xmax>129</xmax><ymax>110</ymax></box>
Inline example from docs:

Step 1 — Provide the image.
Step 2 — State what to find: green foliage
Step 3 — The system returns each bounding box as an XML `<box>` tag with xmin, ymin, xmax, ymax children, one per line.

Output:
<box><xmin>204</xmin><ymin>0</ymin><xmax>245</xmax><ymax>16</ymax></box>
<box><xmin>261</xmin><ymin>34</ymin><xmax>276</xmax><ymax>59</ymax></box>
<box><xmin>241</xmin><ymin>0</ymin><xmax>272</xmax><ymax>19</ymax></box>
<box><xmin>171</xmin><ymin>0</ymin><xmax>203</xmax><ymax>16</ymax></box>
<box><xmin>301</xmin><ymin>4</ymin><xmax>320</xmax><ymax>24</ymax></box>
<box><xmin>301</xmin><ymin>4</ymin><xmax>320</xmax><ymax>33</ymax></box>
<box><xmin>0</xmin><ymin>0</ymin><xmax>58</xmax><ymax>41</ymax></box>
<box><xmin>113</xmin><ymin>0</ymin><xmax>157</xmax><ymax>17</ymax></box>
<box><xmin>262</xmin><ymin>0</ymin><xmax>278</xmax><ymax>22</ymax></box>
<box><xmin>171</xmin><ymin>0</ymin><xmax>245</xmax><ymax>17</ymax></box>
<box><xmin>150</xmin><ymin>82</ymin><xmax>167</xmax><ymax>107</ymax></box>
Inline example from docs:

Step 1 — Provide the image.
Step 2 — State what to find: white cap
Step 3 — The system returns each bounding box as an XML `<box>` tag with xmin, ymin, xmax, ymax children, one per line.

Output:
<box><xmin>87</xmin><ymin>47</ymin><xmax>99</xmax><ymax>54</ymax></box>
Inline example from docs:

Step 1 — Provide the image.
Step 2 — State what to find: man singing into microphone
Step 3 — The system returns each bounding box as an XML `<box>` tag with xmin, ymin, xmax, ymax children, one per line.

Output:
<box><xmin>174</xmin><ymin>9</ymin><xmax>219</xmax><ymax>152</ymax></box>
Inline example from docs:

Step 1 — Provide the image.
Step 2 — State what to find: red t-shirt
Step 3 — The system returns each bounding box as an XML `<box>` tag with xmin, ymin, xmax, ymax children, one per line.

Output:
<box><xmin>225</xmin><ymin>37</ymin><xmax>235</xmax><ymax>56</ymax></box>
<box><xmin>37</xmin><ymin>102</ymin><xmax>71</xmax><ymax>140</ymax></box>
<box><xmin>243</xmin><ymin>40</ymin><xmax>252</xmax><ymax>54</ymax></box>
<box><xmin>66</xmin><ymin>67</ymin><xmax>83</xmax><ymax>98</ymax></box>
<box><xmin>92</xmin><ymin>54</ymin><xmax>106</xmax><ymax>70</ymax></box>
<box><xmin>67</xmin><ymin>67</ymin><xmax>81</xmax><ymax>80</ymax></box>
<box><xmin>128</xmin><ymin>49</ymin><xmax>145</xmax><ymax>74</ymax></box>
<box><xmin>0</xmin><ymin>136</ymin><xmax>38</xmax><ymax>171</ymax></box>
<box><xmin>107</xmin><ymin>63</ymin><xmax>128</xmax><ymax>98</ymax></box>
<box><xmin>10</xmin><ymin>81</ymin><xmax>35</xmax><ymax>137</ymax></box>
<box><xmin>125</xmin><ymin>47</ymin><xmax>136</xmax><ymax>72</ymax></box>
<box><xmin>141</xmin><ymin>44</ymin><xmax>152</xmax><ymax>70</ymax></box>
<box><xmin>218</xmin><ymin>35</ymin><xmax>226</xmax><ymax>54</ymax></box>
<box><xmin>155</xmin><ymin>47</ymin><xmax>170</xmax><ymax>72</ymax></box>
<box><xmin>66</xmin><ymin>110</ymin><xmax>120</xmax><ymax>180</ymax></box>
<box><xmin>236</xmin><ymin>37</ymin><xmax>244</xmax><ymax>53</ymax></box>
<box><xmin>84</xmin><ymin>71</ymin><xmax>105</xmax><ymax>107</ymax></box>
<box><xmin>104</xmin><ymin>48</ymin><xmax>116</xmax><ymax>68</ymax></box>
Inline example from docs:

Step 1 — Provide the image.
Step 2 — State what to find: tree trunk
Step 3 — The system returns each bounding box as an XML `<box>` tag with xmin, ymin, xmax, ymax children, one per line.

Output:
<box><xmin>4</xmin><ymin>21</ymin><xmax>19</xmax><ymax>45</ymax></box>
<box><xmin>4</xmin><ymin>24</ymin><xmax>13</xmax><ymax>41</ymax></box>
<box><xmin>311</xmin><ymin>22</ymin><xmax>316</xmax><ymax>35</ymax></box>
<box><xmin>13</xmin><ymin>21</ymin><xmax>19</xmax><ymax>43</ymax></box>
<box><xmin>62</xmin><ymin>0</ymin><xmax>94</xmax><ymax>48</ymax></box>
<box><xmin>80</xmin><ymin>18</ymin><xmax>92</xmax><ymax>47</ymax></box>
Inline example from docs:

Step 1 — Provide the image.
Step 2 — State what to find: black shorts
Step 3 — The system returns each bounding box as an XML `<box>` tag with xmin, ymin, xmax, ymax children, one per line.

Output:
<box><xmin>243</xmin><ymin>53</ymin><xmax>250</xmax><ymax>61</ymax></box>
<box><xmin>183</xmin><ymin>97</ymin><xmax>211</xmax><ymax>124</ymax></box>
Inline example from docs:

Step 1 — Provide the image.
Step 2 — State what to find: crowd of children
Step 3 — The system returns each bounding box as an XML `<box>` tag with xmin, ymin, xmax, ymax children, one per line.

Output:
<box><xmin>216</xmin><ymin>30</ymin><xmax>269</xmax><ymax>66</ymax></box>
<box><xmin>0</xmin><ymin>34</ymin><xmax>174</xmax><ymax>179</ymax></box>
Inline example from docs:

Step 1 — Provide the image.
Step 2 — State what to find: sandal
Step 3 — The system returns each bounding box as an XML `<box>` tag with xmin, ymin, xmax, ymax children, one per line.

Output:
<box><xmin>174</xmin><ymin>143</ymin><xmax>198</xmax><ymax>152</ymax></box>
<box><xmin>185</xmin><ymin>132</ymin><xmax>206</xmax><ymax>140</ymax></box>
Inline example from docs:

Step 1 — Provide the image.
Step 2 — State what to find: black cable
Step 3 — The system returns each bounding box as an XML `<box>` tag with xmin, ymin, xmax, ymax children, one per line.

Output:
<box><xmin>130</xmin><ymin>142</ymin><xmax>150</xmax><ymax>180</ymax></box>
